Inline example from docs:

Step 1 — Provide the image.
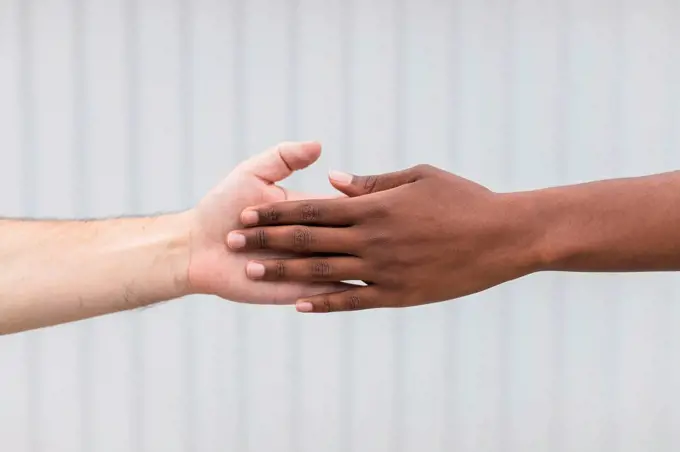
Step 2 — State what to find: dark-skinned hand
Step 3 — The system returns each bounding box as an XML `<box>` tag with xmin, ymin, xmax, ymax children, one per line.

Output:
<box><xmin>227</xmin><ymin>164</ymin><xmax>542</xmax><ymax>312</ymax></box>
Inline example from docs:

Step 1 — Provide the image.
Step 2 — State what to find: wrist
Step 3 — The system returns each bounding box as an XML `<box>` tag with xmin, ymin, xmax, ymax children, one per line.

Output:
<box><xmin>148</xmin><ymin>211</ymin><xmax>195</xmax><ymax>301</ymax></box>
<box><xmin>496</xmin><ymin>190</ymin><xmax>554</xmax><ymax>274</ymax></box>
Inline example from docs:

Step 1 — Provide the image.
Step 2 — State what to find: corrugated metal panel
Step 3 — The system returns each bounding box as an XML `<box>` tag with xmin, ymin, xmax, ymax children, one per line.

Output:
<box><xmin>0</xmin><ymin>0</ymin><xmax>679</xmax><ymax>451</ymax></box>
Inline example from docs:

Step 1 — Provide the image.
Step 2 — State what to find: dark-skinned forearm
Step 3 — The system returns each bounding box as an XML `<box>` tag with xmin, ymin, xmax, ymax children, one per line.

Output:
<box><xmin>512</xmin><ymin>171</ymin><xmax>680</xmax><ymax>272</ymax></box>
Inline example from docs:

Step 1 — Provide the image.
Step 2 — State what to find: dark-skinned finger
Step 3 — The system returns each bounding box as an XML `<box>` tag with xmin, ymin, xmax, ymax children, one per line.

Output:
<box><xmin>327</xmin><ymin>164</ymin><xmax>433</xmax><ymax>197</ymax></box>
<box><xmin>295</xmin><ymin>286</ymin><xmax>383</xmax><ymax>313</ymax></box>
<box><xmin>227</xmin><ymin>226</ymin><xmax>358</xmax><ymax>254</ymax></box>
<box><xmin>240</xmin><ymin>197</ymin><xmax>361</xmax><ymax>227</ymax></box>
<box><xmin>245</xmin><ymin>257</ymin><xmax>367</xmax><ymax>282</ymax></box>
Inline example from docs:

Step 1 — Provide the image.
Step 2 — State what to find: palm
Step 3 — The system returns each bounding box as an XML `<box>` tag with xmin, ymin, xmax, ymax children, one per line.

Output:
<box><xmin>187</xmin><ymin>143</ymin><xmax>345</xmax><ymax>304</ymax></box>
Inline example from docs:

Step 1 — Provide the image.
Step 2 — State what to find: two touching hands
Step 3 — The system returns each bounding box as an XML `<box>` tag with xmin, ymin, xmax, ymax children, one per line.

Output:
<box><xmin>186</xmin><ymin>141</ymin><xmax>354</xmax><ymax>305</ymax></box>
<box><xmin>190</xmin><ymin>141</ymin><xmax>541</xmax><ymax>312</ymax></box>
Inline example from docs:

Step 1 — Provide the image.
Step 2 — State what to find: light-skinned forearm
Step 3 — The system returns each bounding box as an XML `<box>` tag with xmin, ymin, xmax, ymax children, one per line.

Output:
<box><xmin>0</xmin><ymin>213</ymin><xmax>192</xmax><ymax>334</ymax></box>
<box><xmin>515</xmin><ymin>170</ymin><xmax>680</xmax><ymax>272</ymax></box>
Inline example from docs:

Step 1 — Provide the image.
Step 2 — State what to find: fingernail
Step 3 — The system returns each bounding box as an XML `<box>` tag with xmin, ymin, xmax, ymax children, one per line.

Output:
<box><xmin>246</xmin><ymin>262</ymin><xmax>266</xmax><ymax>279</ymax></box>
<box><xmin>296</xmin><ymin>301</ymin><xmax>314</xmax><ymax>312</ymax></box>
<box><xmin>226</xmin><ymin>232</ymin><xmax>246</xmax><ymax>249</ymax></box>
<box><xmin>241</xmin><ymin>210</ymin><xmax>259</xmax><ymax>225</ymax></box>
<box><xmin>328</xmin><ymin>170</ymin><xmax>353</xmax><ymax>185</ymax></box>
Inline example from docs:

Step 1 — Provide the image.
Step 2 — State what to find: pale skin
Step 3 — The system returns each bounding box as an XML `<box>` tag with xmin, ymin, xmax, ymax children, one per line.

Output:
<box><xmin>0</xmin><ymin>141</ymin><xmax>349</xmax><ymax>335</ymax></box>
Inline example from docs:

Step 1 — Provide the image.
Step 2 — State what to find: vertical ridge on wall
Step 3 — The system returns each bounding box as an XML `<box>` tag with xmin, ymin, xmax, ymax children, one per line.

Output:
<box><xmin>616</xmin><ymin>1</ymin><xmax>680</xmax><ymax>450</ymax></box>
<box><xmin>451</xmin><ymin>1</ymin><xmax>510</xmax><ymax>449</ymax></box>
<box><xmin>285</xmin><ymin>0</ymin><xmax>300</xmax><ymax>451</ymax></box>
<box><xmin>124</xmin><ymin>0</ymin><xmax>143</xmax><ymax>451</ymax></box>
<box><xmin>442</xmin><ymin>1</ymin><xmax>461</xmax><ymax>450</ymax></box>
<box><xmin>84</xmin><ymin>1</ymin><xmax>133</xmax><ymax>449</ymax></box>
<box><xmin>72</xmin><ymin>0</ymin><xmax>92</xmax><ymax>450</ymax></box>
<box><xmin>18</xmin><ymin>0</ymin><xmax>40</xmax><ymax>450</ymax></box>
<box><xmin>136</xmin><ymin>0</ymin><xmax>185</xmax><ymax>447</ymax></box>
<box><xmin>231</xmin><ymin>0</ymin><xmax>248</xmax><ymax>450</ymax></box>
<box><xmin>607</xmin><ymin>2</ymin><xmax>625</xmax><ymax>451</ymax></box>
<box><xmin>550</xmin><ymin>0</ymin><xmax>570</xmax><ymax>450</ymax></box>
<box><xmin>391</xmin><ymin>0</ymin><xmax>405</xmax><ymax>450</ymax></box>
<box><xmin>189</xmin><ymin>0</ymin><xmax>236</xmax><ymax>449</ymax></box>
<box><xmin>0</xmin><ymin>0</ymin><xmax>29</xmax><ymax>446</ymax></box>
<box><xmin>497</xmin><ymin>0</ymin><xmax>515</xmax><ymax>448</ymax></box>
<box><xmin>179</xmin><ymin>0</ymin><xmax>195</xmax><ymax>450</ymax></box>
<box><xmin>590</xmin><ymin>2</ymin><xmax>625</xmax><ymax>450</ymax></box>
<box><xmin>293</xmin><ymin>2</ymin><xmax>346</xmax><ymax>450</ymax></box>
<box><xmin>562</xmin><ymin>1</ymin><xmax>624</xmax><ymax>450</ymax></box>
<box><xmin>347</xmin><ymin>0</ymin><xmax>401</xmax><ymax>448</ymax></box>
<box><xmin>338</xmin><ymin>1</ymin><xmax>354</xmax><ymax>451</ymax></box>
<box><xmin>668</xmin><ymin>5</ymin><xmax>680</xmax><ymax>451</ymax></box>
<box><xmin>239</xmin><ymin>0</ymin><xmax>295</xmax><ymax>441</ymax></box>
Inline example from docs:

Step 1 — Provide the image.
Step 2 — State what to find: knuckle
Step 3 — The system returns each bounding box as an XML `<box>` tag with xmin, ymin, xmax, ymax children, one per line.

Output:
<box><xmin>374</xmin><ymin>254</ymin><xmax>402</xmax><ymax>275</ymax></box>
<box><xmin>364</xmin><ymin>231</ymin><xmax>390</xmax><ymax>247</ymax></box>
<box><xmin>413</xmin><ymin>163</ymin><xmax>434</xmax><ymax>173</ymax></box>
<box><xmin>261</xmin><ymin>206</ymin><xmax>281</xmax><ymax>223</ymax></box>
<box><xmin>321</xmin><ymin>294</ymin><xmax>332</xmax><ymax>312</ymax></box>
<box><xmin>411</xmin><ymin>164</ymin><xmax>435</xmax><ymax>179</ymax></box>
<box><xmin>363</xmin><ymin>175</ymin><xmax>379</xmax><ymax>193</ymax></box>
<box><xmin>388</xmin><ymin>252</ymin><xmax>412</xmax><ymax>267</ymax></box>
<box><xmin>299</xmin><ymin>203</ymin><xmax>320</xmax><ymax>222</ymax></box>
<box><xmin>379</xmin><ymin>271</ymin><xmax>401</xmax><ymax>287</ymax></box>
<box><xmin>275</xmin><ymin>260</ymin><xmax>286</xmax><ymax>278</ymax></box>
<box><xmin>367</xmin><ymin>202</ymin><xmax>390</xmax><ymax>219</ymax></box>
<box><xmin>292</xmin><ymin>226</ymin><xmax>314</xmax><ymax>252</ymax></box>
<box><xmin>346</xmin><ymin>294</ymin><xmax>361</xmax><ymax>310</ymax></box>
<box><xmin>360</xmin><ymin>225</ymin><xmax>391</xmax><ymax>247</ymax></box>
<box><xmin>310</xmin><ymin>259</ymin><xmax>332</xmax><ymax>278</ymax></box>
<box><xmin>255</xmin><ymin>229</ymin><xmax>267</xmax><ymax>248</ymax></box>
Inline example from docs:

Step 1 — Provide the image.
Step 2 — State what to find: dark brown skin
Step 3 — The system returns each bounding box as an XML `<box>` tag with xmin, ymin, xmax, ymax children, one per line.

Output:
<box><xmin>227</xmin><ymin>165</ymin><xmax>680</xmax><ymax>313</ymax></box>
<box><xmin>227</xmin><ymin>164</ymin><xmax>541</xmax><ymax>312</ymax></box>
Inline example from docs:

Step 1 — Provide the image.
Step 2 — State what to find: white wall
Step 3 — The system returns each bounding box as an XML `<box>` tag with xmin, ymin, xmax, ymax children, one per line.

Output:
<box><xmin>0</xmin><ymin>0</ymin><xmax>679</xmax><ymax>451</ymax></box>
